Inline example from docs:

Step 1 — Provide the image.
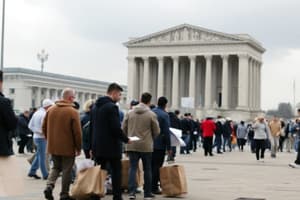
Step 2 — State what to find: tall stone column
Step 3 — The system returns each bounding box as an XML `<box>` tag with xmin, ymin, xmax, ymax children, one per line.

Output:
<box><xmin>143</xmin><ymin>57</ymin><xmax>150</xmax><ymax>93</ymax></box>
<box><xmin>249</xmin><ymin>59</ymin><xmax>254</xmax><ymax>110</ymax></box>
<box><xmin>254</xmin><ymin>61</ymin><xmax>259</xmax><ymax>110</ymax></box>
<box><xmin>204</xmin><ymin>55</ymin><xmax>212</xmax><ymax>108</ymax></box>
<box><xmin>189</xmin><ymin>55</ymin><xmax>196</xmax><ymax>107</ymax></box>
<box><xmin>157</xmin><ymin>56</ymin><xmax>164</xmax><ymax>98</ymax></box>
<box><xmin>46</xmin><ymin>88</ymin><xmax>51</xmax><ymax>99</ymax></box>
<box><xmin>221</xmin><ymin>55</ymin><xmax>229</xmax><ymax>109</ymax></box>
<box><xmin>258</xmin><ymin>62</ymin><xmax>262</xmax><ymax>110</ymax></box>
<box><xmin>237</xmin><ymin>54</ymin><xmax>249</xmax><ymax>109</ymax></box>
<box><xmin>172</xmin><ymin>56</ymin><xmax>179</xmax><ymax>108</ymax></box>
<box><xmin>36</xmin><ymin>87</ymin><xmax>41</xmax><ymax>107</ymax></box>
<box><xmin>127</xmin><ymin>56</ymin><xmax>135</xmax><ymax>103</ymax></box>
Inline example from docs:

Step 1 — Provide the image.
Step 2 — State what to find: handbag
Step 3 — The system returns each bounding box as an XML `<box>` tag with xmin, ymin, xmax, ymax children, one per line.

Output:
<box><xmin>70</xmin><ymin>165</ymin><xmax>107</xmax><ymax>199</ymax></box>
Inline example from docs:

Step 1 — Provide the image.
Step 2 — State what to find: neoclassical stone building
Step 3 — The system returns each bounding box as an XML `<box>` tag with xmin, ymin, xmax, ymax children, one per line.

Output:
<box><xmin>124</xmin><ymin>24</ymin><xmax>265</xmax><ymax>120</ymax></box>
<box><xmin>3</xmin><ymin>68</ymin><xmax>127</xmax><ymax>113</ymax></box>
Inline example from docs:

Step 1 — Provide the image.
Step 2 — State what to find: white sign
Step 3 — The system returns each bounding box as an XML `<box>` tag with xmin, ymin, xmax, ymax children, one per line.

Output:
<box><xmin>169</xmin><ymin>128</ymin><xmax>186</xmax><ymax>147</ymax></box>
<box><xmin>181</xmin><ymin>97</ymin><xmax>194</xmax><ymax>108</ymax></box>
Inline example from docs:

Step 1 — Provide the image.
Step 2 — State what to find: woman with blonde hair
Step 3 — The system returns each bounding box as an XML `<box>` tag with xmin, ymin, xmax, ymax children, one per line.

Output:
<box><xmin>80</xmin><ymin>99</ymin><xmax>94</xmax><ymax>158</ymax></box>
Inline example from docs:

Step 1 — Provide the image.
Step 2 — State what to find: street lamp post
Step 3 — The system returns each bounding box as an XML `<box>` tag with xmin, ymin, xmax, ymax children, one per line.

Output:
<box><xmin>37</xmin><ymin>49</ymin><xmax>48</xmax><ymax>72</ymax></box>
<box><xmin>1</xmin><ymin>0</ymin><xmax>5</xmax><ymax>71</ymax></box>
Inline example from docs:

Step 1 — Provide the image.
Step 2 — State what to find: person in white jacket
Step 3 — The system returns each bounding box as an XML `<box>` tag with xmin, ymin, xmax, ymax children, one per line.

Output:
<box><xmin>27</xmin><ymin>99</ymin><xmax>53</xmax><ymax>179</ymax></box>
<box><xmin>252</xmin><ymin>115</ymin><xmax>270</xmax><ymax>162</ymax></box>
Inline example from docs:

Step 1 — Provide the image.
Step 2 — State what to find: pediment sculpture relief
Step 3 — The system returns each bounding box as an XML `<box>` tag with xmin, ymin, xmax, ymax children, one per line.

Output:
<box><xmin>141</xmin><ymin>27</ymin><xmax>235</xmax><ymax>44</ymax></box>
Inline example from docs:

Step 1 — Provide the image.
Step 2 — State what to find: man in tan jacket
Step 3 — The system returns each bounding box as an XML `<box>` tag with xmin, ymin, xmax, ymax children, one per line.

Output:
<box><xmin>42</xmin><ymin>88</ymin><xmax>82</xmax><ymax>200</ymax></box>
<box><xmin>122</xmin><ymin>92</ymin><xmax>160</xmax><ymax>200</ymax></box>
<box><xmin>268</xmin><ymin>116</ymin><xmax>281</xmax><ymax>158</ymax></box>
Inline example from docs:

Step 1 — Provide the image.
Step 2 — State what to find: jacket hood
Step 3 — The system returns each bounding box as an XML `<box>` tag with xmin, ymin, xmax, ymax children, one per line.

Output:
<box><xmin>55</xmin><ymin>100</ymin><xmax>74</xmax><ymax>107</ymax></box>
<box><xmin>95</xmin><ymin>96</ymin><xmax>113</xmax><ymax>108</ymax></box>
<box><xmin>133</xmin><ymin>103</ymin><xmax>150</xmax><ymax>114</ymax></box>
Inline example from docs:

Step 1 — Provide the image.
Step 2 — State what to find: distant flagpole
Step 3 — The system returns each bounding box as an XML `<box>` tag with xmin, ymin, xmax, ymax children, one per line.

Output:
<box><xmin>0</xmin><ymin>0</ymin><xmax>5</xmax><ymax>71</ymax></box>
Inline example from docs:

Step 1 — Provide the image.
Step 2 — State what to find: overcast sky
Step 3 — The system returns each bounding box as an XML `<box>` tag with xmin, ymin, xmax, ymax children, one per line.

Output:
<box><xmin>3</xmin><ymin>0</ymin><xmax>300</xmax><ymax>110</ymax></box>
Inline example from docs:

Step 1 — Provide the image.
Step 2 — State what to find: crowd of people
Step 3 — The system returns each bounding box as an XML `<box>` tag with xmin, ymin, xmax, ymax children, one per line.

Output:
<box><xmin>1</xmin><ymin>69</ymin><xmax>300</xmax><ymax>200</ymax></box>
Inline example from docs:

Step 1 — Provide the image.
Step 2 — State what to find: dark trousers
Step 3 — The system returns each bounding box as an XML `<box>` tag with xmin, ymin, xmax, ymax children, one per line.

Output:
<box><xmin>46</xmin><ymin>155</ymin><xmax>75</xmax><ymax>199</ymax></box>
<box><xmin>152</xmin><ymin>149</ymin><xmax>165</xmax><ymax>192</ymax></box>
<box><xmin>203</xmin><ymin>137</ymin><xmax>213</xmax><ymax>156</ymax></box>
<box><xmin>249</xmin><ymin>138</ymin><xmax>256</xmax><ymax>152</ymax></box>
<box><xmin>279</xmin><ymin>136</ymin><xmax>285</xmax><ymax>152</ymax></box>
<box><xmin>255</xmin><ymin>139</ymin><xmax>266</xmax><ymax>160</ymax></box>
<box><xmin>191</xmin><ymin>134</ymin><xmax>198</xmax><ymax>152</ymax></box>
<box><xmin>128</xmin><ymin>152</ymin><xmax>152</xmax><ymax>196</ymax></box>
<box><xmin>237</xmin><ymin>138</ymin><xmax>246</xmax><ymax>151</ymax></box>
<box><xmin>96</xmin><ymin>157</ymin><xmax>122</xmax><ymax>200</ymax></box>
<box><xmin>213</xmin><ymin>135</ymin><xmax>222</xmax><ymax>152</ymax></box>
<box><xmin>18</xmin><ymin>134</ymin><xmax>29</xmax><ymax>153</ymax></box>
<box><xmin>295</xmin><ymin>140</ymin><xmax>300</xmax><ymax>164</ymax></box>
<box><xmin>83</xmin><ymin>149</ymin><xmax>91</xmax><ymax>159</ymax></box>
<box><xmin>223</xmin><ymin>136</ymin><xmax>232</xmax><ymax>152</ymax></box>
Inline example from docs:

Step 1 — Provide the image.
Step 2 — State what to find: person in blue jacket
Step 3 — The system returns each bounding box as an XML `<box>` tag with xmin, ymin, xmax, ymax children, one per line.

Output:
<box><xmin>151</xmin><ymin>96</ymin><xmax>172</xmax><ymax>195</ymax></box>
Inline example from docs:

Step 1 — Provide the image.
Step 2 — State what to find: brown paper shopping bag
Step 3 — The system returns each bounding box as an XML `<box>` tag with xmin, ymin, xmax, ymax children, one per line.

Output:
<box><xmin>159</xmin><ymin>165</ymin><xmax>188</xmax><ymax>197</ymax></box>
<box><xmin>121</xmin><ymin>159</ymin><xmax>144</xmax><ymax>189</ymax></box>
<box><xmin>70</xmin><ymin>165</ymin><xmax>107</xmax><ymax>199</ymax></box>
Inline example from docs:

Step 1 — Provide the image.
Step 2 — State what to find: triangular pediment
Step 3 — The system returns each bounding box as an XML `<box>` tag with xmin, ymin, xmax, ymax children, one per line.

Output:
<box><xmin>125</xmin><ymin>24</ymin><xmax>244</xmax><ymax>47</ymax></box>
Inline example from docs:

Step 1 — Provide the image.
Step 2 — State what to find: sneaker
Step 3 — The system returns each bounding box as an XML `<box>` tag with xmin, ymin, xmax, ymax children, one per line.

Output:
<box><xmin>128</xmin><ymin>193</ymin><xmax>136</xmax><ymax>200</ymax></box>
<box><xmin>289</xmin><ymin>163</ymin><xmax>300</xmax><ymax>168</ymax></box>
<box><xmin>44</xmin><ymin>187</ymin><xmax>54</xmax><ymax>200</ymax></box>
<box><xmin>260</xmin><ymin>159</ymin><xmax>265</xmax><ymax>162</ymax></box>
<box><xmin>144</xmin><ymin>193</ymin><xmax>155</xmax><ymax>200</ymax></box>
<box><xmin>152</xmin><ymin>189</ymin><xmax>161</xmax><ymax>195</ymax></box>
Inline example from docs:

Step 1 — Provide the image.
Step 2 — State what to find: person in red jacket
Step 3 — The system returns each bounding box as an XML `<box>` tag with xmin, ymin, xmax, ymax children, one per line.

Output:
<box><xmin>201</xmin><ymin>117</ymin><xmax>216</xmax><ymax>156</ymax></box>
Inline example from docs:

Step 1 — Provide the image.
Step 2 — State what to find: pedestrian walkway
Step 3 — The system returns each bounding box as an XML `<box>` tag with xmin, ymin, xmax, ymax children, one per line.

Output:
<box><xmin>1</xmin><ymin>148</ymin><xmax>300</xmax><ymax>200</ymax></box>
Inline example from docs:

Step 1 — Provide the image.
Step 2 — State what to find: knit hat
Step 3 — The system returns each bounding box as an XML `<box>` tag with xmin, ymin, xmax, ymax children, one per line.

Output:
<box><xmin>42</xmin><ymin>99</ymin><xmax>54</xmax><ymax>108</ymax></box>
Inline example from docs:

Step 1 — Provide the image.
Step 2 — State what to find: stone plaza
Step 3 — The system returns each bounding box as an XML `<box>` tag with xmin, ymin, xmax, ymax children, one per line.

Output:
<box><xmin>2</xmin><ymin>146</ymin><xmax>300</xmax><ymax>200</ymax></box>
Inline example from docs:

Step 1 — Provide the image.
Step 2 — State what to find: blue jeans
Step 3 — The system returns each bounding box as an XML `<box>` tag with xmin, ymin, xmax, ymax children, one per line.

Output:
<box><xmin>223</xmin><ymin>136</ymin><xmax>232</xmax><ymax>152</ymax></box>
<box><xmin>180</xmin><ymin>134</ymin><xmax>191</xmax><ymax>154</ymax></box>
<box><xmin>213</xmin><ymin>135</ymin><xmax>222</xmax><ymax>152</ymax></box>
<box><xmin>29</xmin><ymin>138</ymin><xmax>48</xmax><ymax>178</ymax></box>
<box><xmin>128</xmin><ymin>151</ymin><xmax>152</xmax><ymax>196</ymax></box>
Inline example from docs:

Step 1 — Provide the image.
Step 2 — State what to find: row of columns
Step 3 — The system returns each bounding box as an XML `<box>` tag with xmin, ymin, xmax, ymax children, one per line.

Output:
<box><xmin>32</xmin><ymin>87</ymin><xmax>98</xmax><ymax>108</ymax></box>
<box><xmin>128</xmin><ymin>54</ymin><xmax>261</xmax><ymax>111</ymax></box>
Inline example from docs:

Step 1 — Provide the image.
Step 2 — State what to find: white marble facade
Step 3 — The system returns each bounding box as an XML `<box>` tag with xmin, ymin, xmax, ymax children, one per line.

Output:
<box><xmin>3</xmin><ymin>68</ymin><xmax>127</xmax><ymax>113</ymax></box>
<box><xmin>125</xmin><ymin>24</ymin><xmax>265</xmax><ymax>120</ymax></box>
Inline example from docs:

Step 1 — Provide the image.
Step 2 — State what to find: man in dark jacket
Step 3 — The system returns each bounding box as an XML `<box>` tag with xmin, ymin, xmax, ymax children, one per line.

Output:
<box><xmin>214</xmin><ymin>116</ymin><xmax>224</xmax><ymax>154</ymax></box>
<box><xmin>168</xmin><ymin>110</ymin><xmax>181</xmax><ymax>160</ymax></box>
<box><xmin>0</xmin><ymin>70</ymin><xmax>18</xmax><ymax>156</ymax></box>
<box><xmin>90</xmin><ymin>83</ymin><xmax>130</xmax><ymax>200</ymax></box>
<box><xmin>180</xmin><ymin>113</ymin><xmax>193</xmax><ymax>154</ymax></box>
<box><xmin>223</xmin><ymin>118</ymin><xmax>232</xmax><ymax>152</ymax></box>
<box><xmin>16</xmin><ymin>110</ymin><xmax>31</xmax><ymax>154</ymax></box>
<box><xmin>152</xmin><ymin>96</ymin><xmax>171</xmax><ymax>195</ymax></box>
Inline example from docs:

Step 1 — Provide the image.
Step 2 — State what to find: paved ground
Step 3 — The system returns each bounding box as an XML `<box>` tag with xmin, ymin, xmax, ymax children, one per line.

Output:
<box><xmin>1</xmin><ymin>146</ymin><xmax>300</xmax><ymax>200</ymax></box>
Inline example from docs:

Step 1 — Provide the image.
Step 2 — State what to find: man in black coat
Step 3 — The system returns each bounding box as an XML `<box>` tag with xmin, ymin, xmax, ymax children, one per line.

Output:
<box><xmin>90</xmin><ymin>83</ymin><xmax>130</xmax><ymax>200</ymax></box>
<box><xmin>0</xmin><ymin>70</ymin><xmax>18</xmax><ymax>156</ymax></box>
<box><xmin>16</xmin><ymin>110</ymin><xmax>31</xmax><ymax>154</ymax></box>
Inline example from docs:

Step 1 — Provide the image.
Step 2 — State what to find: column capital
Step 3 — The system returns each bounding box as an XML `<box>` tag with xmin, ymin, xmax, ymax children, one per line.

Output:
<box><xmin>172</xmin><ymin>56</ymin><xmax>179</xmax><ymax>61</ymax></box>
<box><xmin>188</xmin><ymin>55</ymin><xmax>196</xmax><ymax>60</ymax></box>
<box><xmin>238</xmin><ymin>53</ymin><xmax>249</xmax><ymax>59</ymax></box>
<box><xmin>156</xmin><ymin>56</ymin><xmax>164</xmax><ymax>61</ymax></box>
<box><xmin>204</xmin><ymin>55</ymin><xmax>212</xmax><ymax>60</ymax></box>
<box><xmin>221</xmin><ymin>54</ymin><xmax>229</xmax><ymax>60</ymax></box>
<box><xmin>142</xmin><ymin>56</ymin><xmax>150</xmax><ymax>61</ymax></box>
